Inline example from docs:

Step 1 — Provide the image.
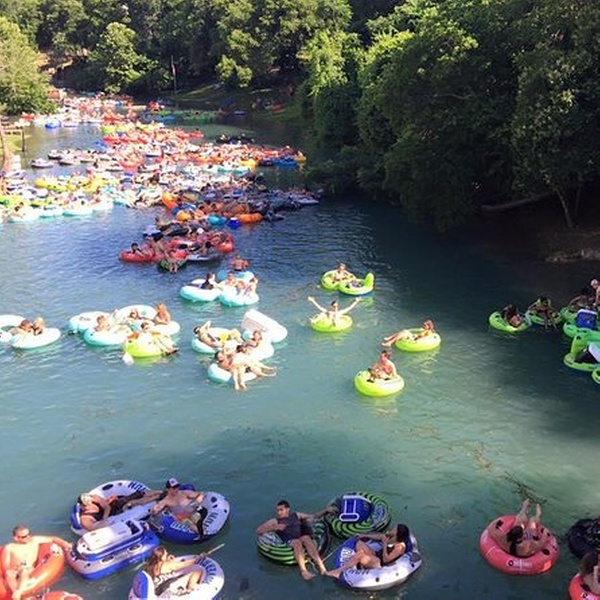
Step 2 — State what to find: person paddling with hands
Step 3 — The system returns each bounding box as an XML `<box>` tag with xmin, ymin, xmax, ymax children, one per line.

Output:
<box><xmin>145</xmin><ymin>545</ymin><xmax>206</xmax><ymax>595</ymax></box>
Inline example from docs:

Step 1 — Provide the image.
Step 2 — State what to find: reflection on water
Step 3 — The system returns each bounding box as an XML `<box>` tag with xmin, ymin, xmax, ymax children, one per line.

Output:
<box><xmin>0</xmin><ymin>124</ymin><xmax>595</xmax><ymax>598</ymax></box>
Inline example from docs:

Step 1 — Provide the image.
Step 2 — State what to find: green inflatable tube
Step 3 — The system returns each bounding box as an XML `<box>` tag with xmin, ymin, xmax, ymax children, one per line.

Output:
<box><xmin>320</xmin><ymin>270</ymin><xmax>341</xmax><ymax>291</ymax></box>
<box><xmin>354</xmin><ymin>370</ymin><xmax>405</xmax><ymax>397</ymax></box>
<box><xmin>563</xmin><ymin>322</ymin><xmax>600</xmax><ymax>340</ymax></box>
<box><xmin>592</xmin><ymin>369</ymin><xmax>600</xmax><ymax>385</ymax></box>
<box><xmin>394</xmin><ymin>329</ymin><xmax>442</xmax><ymax>352</ymax></box>
<box><xmin>256</xmin><ymin>518</ymin><xmax>329</xmax><ymax>565</ymax></box>
<box><xmin>123</xmin><ymin>338</ymin><xmax>166</xmax><ymax>358</ymax></box>
<box><xmin>339</xmin><ymin>273</ymin><xmax>375</xmax><ymax>296</ymax></box>
<box><xmin>325</xmin><ymin>492</ymin><xmax>391</xmax><ymax>539</ymax></box>
<box><xmin>526</xmin><ymin>310</ymin><xmax>562</xmax><ymax>327</ymax></box>
<box><xmin>310</xmin><ymin>313</ymin><xmax>352</xmax><ymax>333</ymax></box>
<box><xmin>488</xmin><ymin>312</ymin><xmax>531</xmax><ymax>334</ymax></box>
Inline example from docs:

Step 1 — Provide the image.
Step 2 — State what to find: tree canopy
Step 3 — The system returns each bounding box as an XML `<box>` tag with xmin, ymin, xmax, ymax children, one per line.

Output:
<box><xmin>2</xmin><ymin>0</ymin><xmax>600</xmax><ymax>229</ymax></box>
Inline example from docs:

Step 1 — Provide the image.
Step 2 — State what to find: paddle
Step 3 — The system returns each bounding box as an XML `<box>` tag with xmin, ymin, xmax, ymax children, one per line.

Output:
<box><xmin>197</xmin><ymin>542</ymin><xmax>225</xmax><ymax>562</ymax></box>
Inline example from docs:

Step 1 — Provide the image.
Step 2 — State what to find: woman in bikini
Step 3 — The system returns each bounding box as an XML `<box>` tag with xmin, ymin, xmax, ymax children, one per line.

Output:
<box><xmin>486</xmin><ymin>498</ymin><xmax>550</xmax><ymax>558</ymax></box>
<box><xmin>327</xmin><ymin>524</ymin><xmax>412</xmax><ymax>578</ymax></box>
<box><xmin>145</xmin><ymin>546</ymin><xmax>205</xmax><ymax>596</ymax></box>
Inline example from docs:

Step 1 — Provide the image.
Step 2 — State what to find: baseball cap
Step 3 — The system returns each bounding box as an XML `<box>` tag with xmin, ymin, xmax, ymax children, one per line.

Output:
<box><xmin>165</xmin><ymin>478</ymin><xmax>180</xmax><ymax>489</ymax></box>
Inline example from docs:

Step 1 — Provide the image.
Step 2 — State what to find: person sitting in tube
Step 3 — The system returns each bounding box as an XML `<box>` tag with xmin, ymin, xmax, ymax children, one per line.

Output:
<box><xmin>77</xmin><ymin>489</ymin><xmax>162</xmax><ymax>531</ymax></box>
<box><xmin>153</xmin><ymin>302</ymin><xmax>171</xmax><ymax>325</ymax></box>
<box><xmin>568</xmin><ymin>287</ymin><xmax>594</xmax><ymax>312</ymax></box>
<box><xmin>31</xmin><ymin>316</ymin><xmax>45</xmax><ymax>336</ymax></box>
<box><xmin>307</xmin><ymin>296</ymin><xmax>361</xmax><ymax>328</ymax></box>
<box><xmin>382</xmin><ymin>320</ymin><xmax>436</xmax><ymax>346</ymax></box>
<box><xmin>527</xmin><ymin>296</ymin><xmax>558</xmax><ymax>329</ymax></box>
<box><xmin>579</xmin><ymin>551</ymin><xmax>600</xmax><ymax>595</ymax></box>
<box><xmin>331</xmin><ymin>262</ymin><xmax>355</xmax><ymax>283</ymax></box>
<box><xmin>144</xmin><ymin>546</ymin><xmax>206</xmax><ymax>596</ymax></box>
<box><xmin>149</xmin><ymin>478</ymin><xmax>206</xmax><ymax>535</ymax></box>
<box><xmin>199</xmin><ymin>272</ymin><xmax>216</xmax><ymax>290</ymax></box>
<box><xmin>193</xmin><ymin>320</ymin><xmax>223</xmax><ymax>349</ymax></box>
<box><xmin>230</xmin><ymin>253</ymin><xmax>249</xmax><ymax>272</ymax></box>
<box><xmin>368</xmin><ymin>350</ymin><xmax>399</xmax><ymax>382</ymax></box>
<box><xmin>130</xmin><ymin>242</ymin><xmax>146</xmax><ymax>256</ymax></box>
<box><xmin>133</xmin><ymin>321</ymin><xmax>178</xmax><ymax>355</ymax></box>
<box><xmin>500</xmin><ymin>304</ymin><xmax>524</xmax><ymax>328</ymax></box>
<box><xmin>485</xmin><ymin>498</ymin><xmax>550</xmax><ymax>558</ymax></box>
<box><xmin>10</xmin><ymin>319</ymin><xmax>34</xmax><ymax>336</ymax></box>
<box><xmin>591</xmin><ymin>279</ymin><xmax>600</xmax><ymax>309</ymax></box>
<box><xmin>327</xmin><ymin>523</ymin><xmax>413</xmax><ymax>578</ymax></box>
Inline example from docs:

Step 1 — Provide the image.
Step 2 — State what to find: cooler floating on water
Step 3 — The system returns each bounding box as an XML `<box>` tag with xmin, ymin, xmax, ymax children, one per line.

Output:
<box><xmin>576</xmin><ymin>309</ymin><xmax>597</xmax><ymax>329</ymax></box>
<box><xmin>338</xmin><ymin>494</ymin><xmax>372</xmax><ymax>523</ymax></box>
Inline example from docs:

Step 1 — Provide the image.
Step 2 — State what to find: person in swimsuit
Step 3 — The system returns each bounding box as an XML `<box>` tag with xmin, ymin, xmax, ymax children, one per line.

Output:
<box><xmin>77</xmin><ymin>493</ymin><xmax>112</xmax><ymax>531</ymax></box>
<box><xmin>199</xmin><ymin>272</ymin><xmax>216</xmax><ymax>290</ymax></box>
<box><xmin>486</xmin><ymin>498</ymin><xmax>550</xmax><ymax>557</ymax></box>
<box><xmin>527</xmin><ymin>296</ymin><xmax>558</xmax><ymax>329</ymax></box>
<box><xmin>327</xmin><ymin>523</ymin><xmax>412</xmax><ymax>578</ymax></box>
<box><xmin>307</xmin><ymin>296</ymin><xmax>361</xmax><ymax>328</ymax></box>
<box><xmin>256</xmin><ymin>499</ymin><xmax>335</xmax><ymax>580</ymax></box>
<box><xmin>230</xmin><ymin>254</ymin><xmax>249</xmax><ymax>271</ymax></box>
<box><xmin>369</xmin><ymin>350</ymin><xmax>399</xmax><ymax>381</ymax></box>
<box><xmin>149</xmin><ymin>479</ymin><xmax>207</xmax><ymax>535</ymax></box>
<box><xmin>382</xmin><ymin>320</ymin><xmax>436</xmax><ymax>346</ymax></box>
<box><xmin>579</xmin><ymin>551</ymin><xmax>600</xmax><ymax>595</ymax></box>
<box><xmin>331</xmin><ymin>262</ymin><xmax>355</xmax><ymax>283</ymax></box>
<box><xmin>153</xmin><ymin>303</ymin><xmax>172</xmax><ymax>325</ymax></box>
<box><xmin>1</xmin><ymin>525</ymin><xmax>72</xmax><ymax>600</ymax></box>
<box><xmin>193</xmin><ymin>321</ymin><xmax>223</xmax><ymax>349</ymax></box>
<box><xmin>145</xmin><ymin>546</ymin><xmax>205</xmax><ymax>595</ymax></box>
<box><xmin>31</xmin><ymin>317</ymin><xmax>46</xmax><ymax>336</ymax></box>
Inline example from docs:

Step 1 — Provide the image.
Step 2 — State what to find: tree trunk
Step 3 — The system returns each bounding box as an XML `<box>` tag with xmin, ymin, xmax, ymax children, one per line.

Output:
<box><xmin>0</xmin><ymin>118</ymin><xmax>12</xmax><ymax>172</ymax></box>
<box><xmin>556</xmin><ymin>187</ymin><xmax>575</xmax><ymax>229</ymax></box>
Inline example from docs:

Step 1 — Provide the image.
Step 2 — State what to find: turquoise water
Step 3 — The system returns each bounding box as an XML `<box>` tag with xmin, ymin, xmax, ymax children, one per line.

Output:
<box><xmin>1</xmin><ymin>124</ymin><xmax>599</xmax><ymax>599</ymax></box>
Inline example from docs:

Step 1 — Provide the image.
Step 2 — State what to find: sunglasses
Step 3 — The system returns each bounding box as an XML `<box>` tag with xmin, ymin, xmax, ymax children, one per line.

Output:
<box><xmin>15</xmin><ymin>532</ymin><xmax>30</xmax><ymax>540</ymax></box>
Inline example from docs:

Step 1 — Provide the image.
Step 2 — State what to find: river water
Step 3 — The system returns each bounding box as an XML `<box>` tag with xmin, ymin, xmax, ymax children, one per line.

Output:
<box><xmin>0</xmin><ymin>121</ymin><xmax>598</xmax><ymax>599</ymax></box>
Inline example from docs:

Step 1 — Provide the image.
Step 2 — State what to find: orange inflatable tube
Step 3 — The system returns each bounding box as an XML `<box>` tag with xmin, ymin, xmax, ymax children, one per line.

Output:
<box><xmin>479</xmin><ymin>515</ymin><xmax>559</xmax><ymax>575</ymax></box>
<box><xmin>569</xmin><ymin>572</ymin><xmax>600</xmax><ymax>599</ymax></box>
<box><xmin>0</xmin><ymin>543</ymin><xmax>65</xmax><ymax>599</ymax></box>
<box><xmin>237</xmin><ymin>213</ymin><xmax>263</xmax><ymax>224</ymax></box>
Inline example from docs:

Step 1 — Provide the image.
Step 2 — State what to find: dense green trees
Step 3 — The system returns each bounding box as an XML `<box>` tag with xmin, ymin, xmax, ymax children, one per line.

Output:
<box><xmin>307</xmin><ymin>0</ymin><xmax>600</xmax><ymax>228</ymax></box>
<box><xmin>1</xmin><ymin>0</ymin><xmax>600</xmax><ymax>229</ymax></box>
<box><xmin>0</xmin><ymin>17</ymin><xmax>52</xmax><ymax>114</ymax></box>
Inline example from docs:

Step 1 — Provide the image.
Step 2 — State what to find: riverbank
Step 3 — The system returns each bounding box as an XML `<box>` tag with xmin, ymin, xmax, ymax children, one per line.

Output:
<box><xmin>479</xmin><ymin>196</ymin><xmax>600</xmax><ymax>265</ymax></box>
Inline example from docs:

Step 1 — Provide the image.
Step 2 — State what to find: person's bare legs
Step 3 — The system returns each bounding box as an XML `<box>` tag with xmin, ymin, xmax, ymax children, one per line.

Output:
<box><xmin>186</xmin><ymin>568</ymin><xmax>204</xmax><ymax>590</ymax></box>
<box><xmin>290</xmin><ymin>539</ymin><xmax>314</xmax><ymax>580</ymax></box>
<box><xmin>327</xmin><ymin>543</ymin><xmax>380</xmax><ymax>579</ymax></box>
<box><xmin>514</xmin><ymin>498</ymin><xmax>530</xmax><ymax>529</ymax></box>
<box><xmin>301</xmin><ymin>536</ymin><xmax>327</xmax><ymax>575</ymax></box>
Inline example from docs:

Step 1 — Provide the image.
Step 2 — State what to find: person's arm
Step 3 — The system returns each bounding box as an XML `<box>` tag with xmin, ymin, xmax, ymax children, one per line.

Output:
<box><xmin>307</xmin><ymin>297</ymin><xmax>327</xmax><ymax>312</ymax></box>
<box><xmin>338</xmin><ymin>298</ymin><xmax>361</xmax><ymax>315</ymax></box>
<box><xmin>34</xmin><ymin>535</ymin><xmax>72</xmax><ymax>552</ymax></box>
<box><xmin>590</xmin><ymin>563</ymin><xmax>600</xmax><ymax>594</ymax></box>
<box><xmin>382</xmin><ymin>540</ymin><xmax>406</xmax><ymax>563</ymax></box>
<box><xmin>302</xmin><ymin>505</ymin><xmax>337</xmax><ymax>520</ymax></box>
<box><xmin>186</xmin><ymin>490</ymin><xmax>204</xmax><ymax>503</ymax></box>
<box><xmin>256</xmin><ymin>518</ymin><xmax>278</xmax><ymax>535</ymax></box>
<box><xmin>150</xmin><ymin>498</ymin><xmax>167</xmax><ymax>515</ymax></box>
<box><xmin>486</xmin><ymin>522</ymin><xmax>507</xmax><ymax>548</ymax></box>
<box><xmin>0</xmin><ymin>546</ymin><xmax>13</xmax><ymax>572</ymax></box>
